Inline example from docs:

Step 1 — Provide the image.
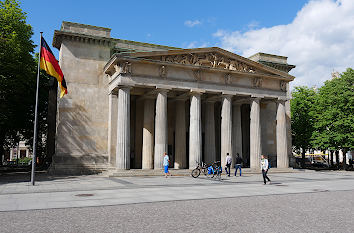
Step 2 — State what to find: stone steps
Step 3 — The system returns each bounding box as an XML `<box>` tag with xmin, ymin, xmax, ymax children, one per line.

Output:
<box><xmin>102</xmin><ymin>167</ymin><xmax>298</xmax><ymax>177</ymax></box>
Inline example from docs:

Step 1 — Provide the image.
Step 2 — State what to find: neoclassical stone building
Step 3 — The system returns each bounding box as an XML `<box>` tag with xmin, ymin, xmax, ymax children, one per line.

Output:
<box><xmin>51</xmin><ymin>21</ymin><xmax>295</xmax><ymax>174</ymax></box>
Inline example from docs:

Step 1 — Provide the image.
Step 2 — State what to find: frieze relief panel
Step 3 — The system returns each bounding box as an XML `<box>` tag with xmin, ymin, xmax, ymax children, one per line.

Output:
<box><xmin>193</xmin><ymin>69</ymin><xmax>202</xmax><ymax>81</ymax></box>
<box><xmin>159</xmin><ymin>65</ymin><xmax>167</xmax><ymax>78</ymax></box>
<box><xmin>224</xmin><ymin>73</ymin><xmax>232</xmax><ymax>85</ymax></box>
<box><xmin>252</xmin><ymin>77</ymin><xmax>263</xmax><ymax>88</ymax></box>
<box><xmin>114</xmin><ymin>62</ymin><xmax>132</xmax><ymax>75</ymax></box>
<box><xmin>143</xmin><ymin>53</ymin><xmax>260</xmax><ymax>74</ymax></box>
<box><xmin>280</xmin><ymin>80</ymin><xmax>287</xmax><ymax>91</ymax></box>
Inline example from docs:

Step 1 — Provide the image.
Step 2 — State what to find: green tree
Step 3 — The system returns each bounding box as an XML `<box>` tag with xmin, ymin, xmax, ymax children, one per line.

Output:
<box><xmin>312</xmin><ymin>69</ymin><xmax>354</xmax><ymax>169</ymax></box>
<box><xmin>290</xmin><ymin>86</ymin><xmax>317</xmax><ymax>167</ymax></box>
<box><xmin>0</xmin><ymin>0</ymin><xmax>50</xmax><ymax>165</ymax></box>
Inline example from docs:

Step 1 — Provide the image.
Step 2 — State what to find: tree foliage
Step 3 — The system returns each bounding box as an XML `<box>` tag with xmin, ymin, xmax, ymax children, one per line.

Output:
<box><xmin>312</xmin><ymin>69</ymin><xmax>354</xmax><ymax>152</ymax></box>
<box><xmin>291</xmin><ymin>69</ymin><xmax>354</xmax><ymax>168</ymax></box>
<box><xmin>0</xmin><ymin>0</ymin><xmax>50</xmax><ymax>164</ymax></box>
<box><xmin>290</xmin><ymin>86</ymin><xmax>316</xmax><ymax>154</ymax></box>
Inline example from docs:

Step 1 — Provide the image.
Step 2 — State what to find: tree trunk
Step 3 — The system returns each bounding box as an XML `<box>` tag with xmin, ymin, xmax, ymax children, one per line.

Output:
<box><xmin>301</xmin><ymin>149</ymin><xmax>306</xmax><ymax>168</ymax></box>
<box><xmin>0</xmin><ymin>140</ymin><xmax>3</xmax><ymax>166</ymax></box>
<box><xmin>335</xmin><ymin>151</ymin><xmax>339</xmax><ymax>168</ymax></box>
<box><xmin>342</xmin><ymin>149</ymin><xmax>347</xmax><ymax>170</ymax></box>
<box><xmin>330</xmin><ymin>150</ymin><xmax>334</xmax><ymax>167</ymax></box>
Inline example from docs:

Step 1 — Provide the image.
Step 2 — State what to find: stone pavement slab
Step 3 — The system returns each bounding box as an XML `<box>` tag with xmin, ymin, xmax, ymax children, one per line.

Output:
<box><xmin>1</xmin><ymin>170</ymin><xmax>354</xmax><ymax>212</ymax></box>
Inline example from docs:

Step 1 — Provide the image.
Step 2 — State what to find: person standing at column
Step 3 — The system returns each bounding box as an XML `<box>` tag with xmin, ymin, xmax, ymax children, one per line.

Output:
<box><xmin>163</xmin><ymin>152</ymin><xmax>171</xmax><ymax>178</ymax></box>
<box><xmin>261</xmin><ymin>155</ymin><xmax>271</xmax><ymax>185</ymax></box>
<box><xmin>225</xmin><ymin>153</ymin><xmax>232</xmax><ymax>177</ymax></box>
<box><xmin>234</xmin><ymin>153</ymin><xmax>243</xmax><ymax>176</ymax></box>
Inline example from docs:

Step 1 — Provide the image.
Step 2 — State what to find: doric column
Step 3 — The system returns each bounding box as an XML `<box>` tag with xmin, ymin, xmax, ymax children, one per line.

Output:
<box><xmin>189</xmin><ymin>92</ymin><xmax>202</xmax><ymax>169</ymax></box>
<box><xmin>116</xmin><ymin>86</ymin><xmax>131</xmax><ymax>169</ymax></box>
<box><xmin>221</xmin><ymin>95</ymin><xmax>232</xmax><ymax>167</ymax></box>
<box><xmin>204</xmin><ymin>100</ymin><xmax>216</xmax><ymax>165</ymax></box>
<box><xmin>175</xmin><ymin>100</ymin><xmax>186</xmax><ymax>168</ymax></box>
<box><xmin>232</xmin><ymin>101</ymin><xmax>243</xmax><ymax>167</ymax></box>
<box><xmin>108</xmin><ymin>91</ymin><xmax>118</xmax><ymax>166</ymax></box>
<box><xmin>154</xmin><ymin>89</ymin><xmax>168</xmax><ymax>169</ymax></box>
<box><xmin>250</xmin><ymin>97</ymin><xmax>261</xmax><ymax>169</ymax></box>
<box><xmin>142</xmin><ymin>98</ymin><xmax>155</xmax><ymax>169</ymax></box>
<box><xmin>276</xmin><ymin>99</ymin><xmax>288</xmax><ymax>168</ymax></box>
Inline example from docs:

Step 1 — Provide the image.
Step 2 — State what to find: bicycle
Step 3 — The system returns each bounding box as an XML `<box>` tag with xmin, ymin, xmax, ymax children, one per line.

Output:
<box><xmin>191</xmin><ymin>161</ymin><xmax>208</xmax><ymax>178</ymax></box>
<box><xmin>206</xmin><ymin>161</ymin><xmax>222</xmax><ymax>180</ymax></box>
<box><xmin>213</xmin><ymin>161</ymin><xmax>222</xmax><ymax>181</ymax></box>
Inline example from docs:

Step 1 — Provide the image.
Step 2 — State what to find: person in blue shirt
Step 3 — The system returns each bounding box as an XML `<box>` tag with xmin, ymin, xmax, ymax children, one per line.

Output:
<box><xmin>163</xmin><ymin>152</ymin><xmax>171</xmax><ymax>178</ymax></box>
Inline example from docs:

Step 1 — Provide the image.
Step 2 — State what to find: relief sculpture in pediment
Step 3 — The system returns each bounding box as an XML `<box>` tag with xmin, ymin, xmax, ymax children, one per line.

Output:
<box><xmin>148</xmin><ymin>53</ymin><xmax>258</xmax><ymax>74</ymax></box>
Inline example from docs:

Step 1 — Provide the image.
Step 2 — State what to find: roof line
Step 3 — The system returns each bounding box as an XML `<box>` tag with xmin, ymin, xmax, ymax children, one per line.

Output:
<box><xmin>52</xmin><ymin>30</ymin><xmax>181</xmax><ymax>50</ymax></box>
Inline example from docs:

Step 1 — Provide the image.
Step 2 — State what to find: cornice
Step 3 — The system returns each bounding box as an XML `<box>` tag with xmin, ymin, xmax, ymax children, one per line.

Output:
<box><xmin>52</xmin><ymin>30</ymin><xmax>112</xmax><ymax>49</ymax></box>
<box><xmin>52</xmin><ymin>30</ymin><xmax>180</xmax><ymax>51</ymax></box>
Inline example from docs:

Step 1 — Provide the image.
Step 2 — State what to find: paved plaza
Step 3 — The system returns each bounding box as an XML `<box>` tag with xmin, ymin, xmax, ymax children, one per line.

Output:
<box><xmin>1</xmin><ymin>170</ymin><xmax>354</xmax><ymax>232</ymax></box>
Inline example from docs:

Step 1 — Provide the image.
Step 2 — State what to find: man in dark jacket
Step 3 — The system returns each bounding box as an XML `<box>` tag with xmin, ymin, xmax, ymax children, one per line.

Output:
<box><xmin>234</xmin><ymin>153</ymin><xmax>243</xmax><ymax>176</ymax></box>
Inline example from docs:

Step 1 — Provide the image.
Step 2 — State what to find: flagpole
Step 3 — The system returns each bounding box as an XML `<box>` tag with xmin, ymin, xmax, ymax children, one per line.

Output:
<box><xmin>31</xmin><ymin>32</ymin><xmax>43</xmax><ymax>186</ymax></box>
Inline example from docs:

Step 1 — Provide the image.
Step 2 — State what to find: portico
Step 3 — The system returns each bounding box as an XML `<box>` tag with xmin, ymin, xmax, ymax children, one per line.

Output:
<box><xmin>104</xmin><ymin>48</ymin><xmax>294</xmax><ymax>170</ymax></box>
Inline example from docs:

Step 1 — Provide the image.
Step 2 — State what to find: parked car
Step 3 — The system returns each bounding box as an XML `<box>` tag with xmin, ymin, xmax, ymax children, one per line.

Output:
<box><xmin>295</xmin><ymin>157</ymin><xmax>312</xmax><ymax>168</ymax></box>
<box><xmin>311</xmin><ymin>156</ymin><xmax>329</xmax><ymax>168</ymax></box>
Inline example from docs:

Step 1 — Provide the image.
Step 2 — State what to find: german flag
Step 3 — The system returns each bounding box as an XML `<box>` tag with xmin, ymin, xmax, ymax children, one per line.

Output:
<box><xmin>40</xmin><ymin>36</ymin><xmax>67</xmax><ymax>98</ymax></box>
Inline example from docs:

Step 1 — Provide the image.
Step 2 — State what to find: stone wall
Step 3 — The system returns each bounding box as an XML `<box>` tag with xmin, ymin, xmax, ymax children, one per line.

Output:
<box><xmin>51</xmin><ymin>40</ymin><xmax>111</xmax><ymax>174</ymax></box>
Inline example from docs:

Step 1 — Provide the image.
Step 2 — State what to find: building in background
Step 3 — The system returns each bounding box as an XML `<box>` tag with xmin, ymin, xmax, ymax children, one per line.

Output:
<box><xmin>2</xmin><ymin>141</ymin><xmax>32</xmax><ymax>164</ymax></box>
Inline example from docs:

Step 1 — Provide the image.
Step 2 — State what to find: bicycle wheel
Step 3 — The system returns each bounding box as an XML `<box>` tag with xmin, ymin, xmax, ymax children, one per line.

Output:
<box><xmin>215</xmin><ymin>167</ymin><xmax>221</xmax><ymax>181</ymax></box>
<box><xmin>216</xmin><ymin>171</ymin><xmax>221</xmax><ymax>181</ymax></box>
<box><xmin>191</xmin><ymin>168</ymin><xmax>201</xmax><ymax>178</ymax></box>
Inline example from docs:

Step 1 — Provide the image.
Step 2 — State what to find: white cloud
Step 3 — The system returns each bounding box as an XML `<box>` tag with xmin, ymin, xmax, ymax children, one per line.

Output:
<box><xmin>184</xmin><ymin>20</ymin><xmax>202</xmax><ymax>27</ymax></box>
<box><xmin>185</xmin><ymin>41</ymin><xmax>210</xmax><ymax>49</ymax></box>
<box><xmin>247</xmin><ymin>20</ymin><xmax>260</xmax><ymax>29</ymax></box>
<box><xmin>214</xmin><ymin>0</ymin><xmax>354</xmax><ymax>88</ymax></box>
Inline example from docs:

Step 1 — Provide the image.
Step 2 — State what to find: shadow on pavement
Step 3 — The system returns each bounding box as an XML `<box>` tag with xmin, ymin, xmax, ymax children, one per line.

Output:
<box><xmin>0</xmin><ymin>170</ymin><xmax>84</xmax><ymax>184</ymax></box>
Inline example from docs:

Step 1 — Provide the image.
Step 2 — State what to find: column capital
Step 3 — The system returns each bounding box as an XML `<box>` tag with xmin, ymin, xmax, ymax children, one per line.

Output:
<box><xmin>276</xmin><ymin>97</ymin><xmax>289</xmax><ymax>103</ymax></box>
<box><xmin>221</xmin><ymin>91</ymin><xmax>236</xmax><ymax>97</ymax></box>
<box><xmin>221</xmin><ymin>94</ymin><xmax>233</xmax><ymax>100</ymax></box>
<box><xmin>190</xmin><ymin>89</ymin><xmax>205</xmax><ymax>96</ymax></box>
<box><xmin>250</xmin><ymin>97</ymin><xmax>261</xmax><ymax>103</ymax></box>
<box><xmin>117</xmin><ymin>85</ymin><xmax>133</xmax><ymax>91</ymax></box>
<box><xmin>108</xmin><ymin>89</ymin><xmax>118</xmax><ymax>96</ymax></box>
<box><xmin>251</xmin><ymin>94</ymin><xmax>264</xmax><ymax>99</ymax></box>
<box><xmin>155</xmin><ymin>85</ymin><xmax>172</xmax><ymax>92</ymax></box>
<box><xmin>155</xmin><ymin>89</ymin><xmax>169</xmax><ymax>96</ymax></box>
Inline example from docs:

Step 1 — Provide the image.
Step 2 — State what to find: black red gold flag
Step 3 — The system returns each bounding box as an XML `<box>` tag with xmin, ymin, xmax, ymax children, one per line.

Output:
<box><xmin>40</xmin><ymin>36</ymin><xmax>67</xmax><ymax>98</ymax></box>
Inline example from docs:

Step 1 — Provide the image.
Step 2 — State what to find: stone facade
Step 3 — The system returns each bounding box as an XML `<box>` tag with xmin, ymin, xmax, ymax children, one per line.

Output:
<box><xmin>50</xmin><ymin>21</ymin><xmax>295</xmax><ymax>174</ymax></box>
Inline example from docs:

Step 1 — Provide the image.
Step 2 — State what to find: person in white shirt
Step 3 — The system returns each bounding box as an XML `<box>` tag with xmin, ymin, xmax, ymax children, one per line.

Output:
<box><xmin>163</xmin><ymin>152</ymin><xmax>171</xmax><ymax>178</ymax></box>
<box><xmin>261</xmin><ymin>155</ymin><xmax>271</xmax><ymax>184</ymax></box>
<box><xmin>225</xmin><ymin>153</ymin><xmax>232</xmax><ymax>177</ymax></box>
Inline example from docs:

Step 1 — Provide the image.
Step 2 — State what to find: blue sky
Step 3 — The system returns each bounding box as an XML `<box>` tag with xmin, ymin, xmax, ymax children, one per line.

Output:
<box><xmin>21</xmin><ymin>0</ymin><xmax>354</xmax><ymax>87</ymax></box>
<box><xmin>23</xmin><ymin>0</ymin><xmax>307</xmax><ymax>49</ymax></box>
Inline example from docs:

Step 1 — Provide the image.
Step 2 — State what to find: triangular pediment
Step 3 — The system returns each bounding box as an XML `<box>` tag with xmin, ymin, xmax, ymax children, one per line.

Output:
<box><xmin>122</xmin><ymin>47</ymin><xmax>294</xmax><ymax>80</ymax></box>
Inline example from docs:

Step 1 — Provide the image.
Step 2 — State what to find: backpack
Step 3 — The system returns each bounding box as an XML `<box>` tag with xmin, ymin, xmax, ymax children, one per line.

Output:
<box><xmin>208</xmin><ymin>166</ymin><xmax>214</xmax><ymax>174</ymax></box>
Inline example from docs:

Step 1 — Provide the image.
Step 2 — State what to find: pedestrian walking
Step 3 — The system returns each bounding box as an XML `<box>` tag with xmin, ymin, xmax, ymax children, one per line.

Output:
<box><xmin>225</xmin><ymin>153</ymin><xmax>232</xmax><ymax>177</ymax></box>
<box><xmin>234</xmin><ymin>153</ymin><xmax>243</xmax><ymax>176</ymax></box>
<box><xmin>163</xmin><ymin>152</ymin><xmax>171</xmax><ymax>178</ymax></box>
<box><xmin>261</xmin><ymin>155</ymin><xmax>271</xmax><ymax>185</ymax></box>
